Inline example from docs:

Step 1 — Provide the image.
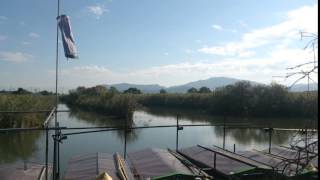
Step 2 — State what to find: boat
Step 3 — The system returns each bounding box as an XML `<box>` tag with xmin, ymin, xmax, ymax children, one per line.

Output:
<box><xmin>127</xmin><ymin>148</ymin><xmax>211</xmax><ymax>179</ymax></box>
<box><xmin>63</xmin><ymin>152</ymin><xmax>134</xmax><ymax>180</ymax></box>
<box><xmin>178</xmin><ymin>145</ymin><xmax>274</xmax><ymax>179</ymax></box>
<box><xmin>0</xmin><ymin>161</ymin><xmax>52</xmax><ymax>180</ymax></box>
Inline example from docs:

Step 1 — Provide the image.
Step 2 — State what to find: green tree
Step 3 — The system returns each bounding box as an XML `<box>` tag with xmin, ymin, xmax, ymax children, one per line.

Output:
<box><xmin>187</xmin><ymin>87</ymin><xmax>198</xmax><ymax>93</ymax></box>
<box><xmin>198</xmin><ymin>86</ymin><xmax>211</xmax><ymax>93</ymax></box>
<box><xmin>109</xmin><ymin>86</ymin><xmax>119</xmax><ymax>94</ymax></box>
<box><xmin>160</xmin><ymin>89</ymin><xmax>167</xmax><ymax>94</ymax></box>
<box><xmin>13</xmin><ymin>88</ymin><xmax>32</xmax><ymax>95</ymax></box>
<box><xmin>124</xmin><ymin>87</ymin><xmax>142</xmax><ymax>94</ymax></box>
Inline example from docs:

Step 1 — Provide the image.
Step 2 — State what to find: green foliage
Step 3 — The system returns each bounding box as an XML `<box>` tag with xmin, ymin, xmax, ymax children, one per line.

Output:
<box><xmin>109</xmin><ymin>86</ymin><xmax>119</xmax><ymax>94</ymax></box>
<box><xmin>12</xmin><ymin>88</ymin><xmax>32</xmax><ymax>95</ymax></box>
<box><xmin>61</xmin><ymin>86</ymin><xmax>136</xmax><ymax>120</ymax></box>
<box><xmin>199</xmin><ymin>86</ymin><xmax>211</xmax><ymax>93</ymax></box>
<box><xmin>123</xmin><ymin>87</ymin><xmax>142</xmax><ymax>94</ymax></box>
<box><xmin>0</xmin><ymin>94</ymin><xmax>55</xmax><ymax>128</ymax></box>
<box><xmin>138</xmin><ymin>81</ymin><xmax>318</xmax><ymax>118</ymax></box>
<box><xmin>187</xmin><ymin>87</ymin><xmax>198</xmax><ymax>93</ymax></box>
<box><xmin>160</xmin><ymin>89</ymin><xmax>167</xmax><ymax>94</ymax></box>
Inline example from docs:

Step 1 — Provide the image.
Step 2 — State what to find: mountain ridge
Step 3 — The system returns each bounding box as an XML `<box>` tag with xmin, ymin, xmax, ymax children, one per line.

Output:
<box><xmin>104</xmin><ymin>77</ymin><xmax>317</xmax><ymax>93</ymax></box>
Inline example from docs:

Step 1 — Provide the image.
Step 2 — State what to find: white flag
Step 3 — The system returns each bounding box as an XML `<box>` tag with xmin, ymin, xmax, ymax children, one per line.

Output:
<box><xmin>57</xmin><ymin>14</ymin><xmax>78</xmax><ymax>59</ymax></box>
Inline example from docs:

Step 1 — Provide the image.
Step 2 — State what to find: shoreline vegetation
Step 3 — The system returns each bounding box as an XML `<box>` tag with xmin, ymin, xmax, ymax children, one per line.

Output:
<box><xmin>0</xmin><ymin>89</ymin><xmax>55</xmax><ymax>128</ymax></box>
<box><xmin>138</xmin><ymin>82</ymin><xmax>318</xmax><ymax>118</ymax></box>
<box><xmin>61</xmin><ymin>81</ymin><xmax>318</xmax><ymax>121</ymax></box>
<box><xmin>0</xmin><ymin>81</ymin><xmax>318</xmax><ymax>128</ymax></box>
<box><xmin>60</xmin><ymin>86</ymin><xmax>136</xmax><ymax>121</ymax></box>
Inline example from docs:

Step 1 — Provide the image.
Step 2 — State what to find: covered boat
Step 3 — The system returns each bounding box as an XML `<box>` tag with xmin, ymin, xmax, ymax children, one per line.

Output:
<box><xmin>127</xmin><ymin>148</ymin><xmax>211</xmax><ymax>179</ymax></box>
<box><xmin>0</xmin><ymin>161</ymin><xmax>52</xmax><ymax>180</ymax></box>
<box><xmin>64</xmin><ymin>152</ymin><xmax>134</xmax><ymax>180</ymax></box>
<box><xmin>178</xmin><ymin>145</ymin><xmax>274</xmax><ymax>179</ymax></box>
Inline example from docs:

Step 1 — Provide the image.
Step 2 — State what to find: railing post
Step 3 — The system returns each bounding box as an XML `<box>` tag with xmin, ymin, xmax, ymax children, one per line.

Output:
<box><xmin>57</xmin><ymin>122</ymin><xmax>60</xmax><ymax>179</ymax></box>
<box><xmin>124</xmin><ymin>118</ymin><xmax>127</xmax><ymax>160</ymax></box>
<box><xmin>213</xmin><ymin>152</ymin><xmax>216</xmax><ymax>170</ymax></box>
<box><xmin>53</xmin><ymin>126</ymin><xmax>57</xmax><ymax>180</ymax></box>
<box><xmin>223</xmin><ymin>116</ymin><xmax>226</xmax><ymax>149</ymax></box>
<box><xmin>45</xmin><ymin>127</ymin><xmax>48</xmax><ymax>180</ymax></box>
<box><xmin>268</xmin><ymin>128</ymin><xmax>273</xmax><ymax>154</ymax></box>
<box><xmin>233</xmin><ymin>144</ymin><xmax>236</xmax><ymax>153</ymax></box>
<box><xmin>176</xmin><ymin>115</ymin><xmax>179</xmax><ymax>151</ymax></box>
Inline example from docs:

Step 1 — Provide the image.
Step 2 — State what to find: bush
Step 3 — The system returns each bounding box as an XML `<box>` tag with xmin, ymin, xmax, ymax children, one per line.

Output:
<box><xmin>61</xmin><ymin>86</ymin><xmax>137</xmax><ymax>120</ymax></box>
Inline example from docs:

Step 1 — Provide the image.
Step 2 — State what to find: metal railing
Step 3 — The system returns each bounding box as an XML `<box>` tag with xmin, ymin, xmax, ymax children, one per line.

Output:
<box><xmin>0</xmin><ymin>109</ymin><xmax>318</xmax><ymax>180</ymax></box>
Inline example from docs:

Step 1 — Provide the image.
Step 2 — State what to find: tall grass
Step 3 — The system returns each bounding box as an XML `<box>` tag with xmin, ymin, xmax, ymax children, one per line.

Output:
<box><xmin>0</xmin><ymin>94</ymin><xmax>55</xmax><ymax>128</ymax></box>
<box><xmin>61</xmin><ymin>86</ymin><xmax>137</xmax><ymax>120</ymax></box>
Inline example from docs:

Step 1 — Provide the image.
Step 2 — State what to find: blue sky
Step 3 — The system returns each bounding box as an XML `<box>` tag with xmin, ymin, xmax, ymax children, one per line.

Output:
<box><xmin>0</xmin><ymin>0</ymin><xmax>318</xmax><ymax>91</ymax></box>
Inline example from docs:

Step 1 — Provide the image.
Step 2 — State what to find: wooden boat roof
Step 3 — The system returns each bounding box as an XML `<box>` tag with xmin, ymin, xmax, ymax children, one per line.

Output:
<box><xmin>0</xmin><ymin>161</ymin><xmax>51</xmax><ymax>180</ymax></box>
<box><xmin>64</xmin><ymin>152</ymin><xmax>134</xmax><ymax>180</ymax></box>
<box><xmin>238</xmin><ymin>150</ymin><xmax>301</xmax><ymax>177</ymax></box>
<box><xmin>127</xmin><ymin>148</ymin><xmax>194</xmax><ymax>179</ymax></box>
<box><xmin>178</xmin><ymin>145</ymin><xmax>257</xmax><ymax>176</ymax></box>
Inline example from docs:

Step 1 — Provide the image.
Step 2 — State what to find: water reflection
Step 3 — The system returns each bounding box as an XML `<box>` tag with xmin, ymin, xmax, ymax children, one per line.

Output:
<box><xmin>0</xmin><ymin>131</ymin><xmax>41</xmax><ymax>163</ymax></box>
<box><xmin>214</xmin><ymin>127</ymin><xmax>293</xmax><ymax>145</ymax></box>
<box><xmin>141</xmin><ymin>106</ymin><xmax>304</xmax><ymax>146</ymax></box>
<box><xmin>141</xmin><ymin>106</ymin><xmax>315</xmax><ymax>128</ymax></box>
<box><xmin>0</xmin><ymin>104</ymin><xmax>313</xmax><ymax>168</ymax></box>
<box><xmin>66</xmin><ymin>105</ymin><xmax>139</xmax><ymax>143</ymax></box>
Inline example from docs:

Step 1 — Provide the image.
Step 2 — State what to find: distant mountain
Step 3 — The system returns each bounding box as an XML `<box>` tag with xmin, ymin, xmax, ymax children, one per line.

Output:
<box><xmin>289</xmin><ymin>83</ymin><xmax>318</xmax><ymax>92</ymax></box>
<box><xmin>105</xmin><ymin>83</ymin><xmax>165</xmax><ymax>93</ymax></box>
<box><xmin>106</xmin><ymin>77</ymin><xmax>259</xmax><ymax>93</ymax></box>
<box><xmin>166</xmin><ymin>77</ymin><xmax>259</xmax><ymax>93</ymax></box>
<box><xmin>105</xmin><ymin>77</ymin><xmax>317</xmax><ymax>94</ymax></box>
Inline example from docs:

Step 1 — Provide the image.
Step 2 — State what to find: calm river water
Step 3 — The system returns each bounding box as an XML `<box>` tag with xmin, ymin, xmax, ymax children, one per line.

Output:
<box><xmin>0</xmin><ymin>104</ymin><xmax>312</xmax><ymax>176</ymax></box>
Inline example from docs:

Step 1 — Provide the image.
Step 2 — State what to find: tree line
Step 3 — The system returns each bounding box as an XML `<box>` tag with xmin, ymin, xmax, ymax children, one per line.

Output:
<box><xmin>137</xmin><ymin>81</ymin><xmax>318</xmax><ymax>118</ymax></box>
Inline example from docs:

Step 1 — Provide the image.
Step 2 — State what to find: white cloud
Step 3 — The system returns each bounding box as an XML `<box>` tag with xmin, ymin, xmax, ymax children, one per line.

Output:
<box><xmin>54</xmin><ymin>45</ymin><xmax>317</xmax><ymax>89</ymax></box>
<box><xmin>29</xmin><ymin>32</ymin><xmax>40</xmax><ymax>38</ymax></box>
<box><xmin>212</xmin><ymin>24</ymin><xmax>237</xmax><ymax>33</ymax></box>
<box><xmin>0</xmin><ymin>51</ymin><xmax>33</xmax><ymax>63</ymax></box>
<box><xmin>183</xmin><ymin>48</ymin><xmax>195</xmax><ymax>54</ymax></box>
<box><xmin>21</xmin><ymin>41</ymin><xmax>32</xmax><ymax>45</ymax></box>
<box><xmin>87</xmin><ymin>5</ymin><xmax>108</xmax><ymax>19</ymax></box>
<box><xmin>0</xmin><ymin>16</ymin><xmax>8</xmax><ymax>21</ymax></box>
<box><xmin>19</xmin><ymin>21</ymin><xmax>26</xmax><ymax>26</ymax></box>
<box><xmin>212</xmin><ymin>24</ymin><xmax>223</xmax><ymax>31</ymax></box>
<box><xmin>0</xmin><ymin>35</ymin><xmax>7</xmax><ymax>41</ymax></box>
<box><xmin>200</xmin><ymin>4</ymin><xmax>318</xmax><ymax>57</ymax></box>
<box><xmin>237</xmin><ymin>20</ymin><xmax>249</xmax><ymax>28</ymax></box>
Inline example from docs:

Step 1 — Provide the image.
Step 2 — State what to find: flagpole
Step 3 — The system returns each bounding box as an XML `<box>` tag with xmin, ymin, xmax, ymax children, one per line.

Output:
<box><xmin>53</xmin><ymin>0</ymin><xmax>60</xmax><ymax>179</ymax></box>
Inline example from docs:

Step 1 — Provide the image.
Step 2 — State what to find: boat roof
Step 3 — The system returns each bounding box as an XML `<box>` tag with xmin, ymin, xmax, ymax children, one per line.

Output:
<box><xmin>238</xmin><ymin>150</ymin><xmax>301</xmax><ymax>177</ymax></box>
<box><xmin>0</xmin><ymin>161</ymin><xmax>51</xmax><ymax>180</ymax></box>
<box><xmin>178</xmin><ymin>145</ymin><xmax>257</xmax><ymax>176</ymax></box>
<box><xmin>64</xmin><ymin>152</ymin><xmax>134</xmax><ymax>180</ymax></box>
<box><xmin>127</xmin><ymin>148</ymin><xmax>194</xmax><ymax>179</ymax></box>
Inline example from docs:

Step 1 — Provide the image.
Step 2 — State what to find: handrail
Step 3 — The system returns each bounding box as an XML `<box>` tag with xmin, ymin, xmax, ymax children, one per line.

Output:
<box><xmin>0</xmin><ymin>124</ymin><xmax>318</xmax><ymax>133</ymax></box>
<box><xmin>0</xmin><ymin>110</ymin><xmax>69</xmax><ymax>114</ymax></box>
<box><xmin>43</xmin><ymin>107</ymin><xmax>57</xmax><ymax>127</ymax></box>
